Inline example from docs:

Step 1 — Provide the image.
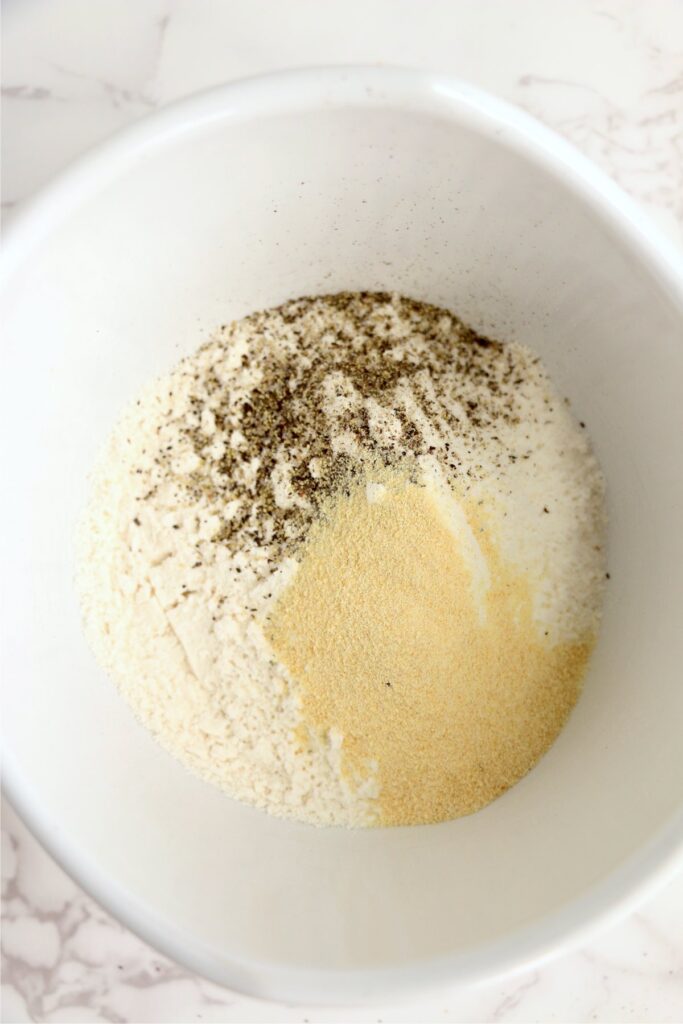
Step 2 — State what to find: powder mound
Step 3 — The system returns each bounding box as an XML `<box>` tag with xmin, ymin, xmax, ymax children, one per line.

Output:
<box><xmin>77</xmin><ymin>292</ymin><xmax>606</xmax><ymax>827</ymax></box>
<box><xmin>266</xmin><ymin>478</ymin><xmax>592</xmax><ymax>826</ymax></box>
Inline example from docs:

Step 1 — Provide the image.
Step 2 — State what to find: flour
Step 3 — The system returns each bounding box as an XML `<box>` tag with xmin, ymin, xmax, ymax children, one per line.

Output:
<box><xmin>77</xmin><ymin>292</ymin><xmax>606</xmax><ymax>826</ymax></box>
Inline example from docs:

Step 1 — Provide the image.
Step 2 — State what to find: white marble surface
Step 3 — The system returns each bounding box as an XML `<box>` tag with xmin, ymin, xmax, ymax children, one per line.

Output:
<box><xmin>2</xmin><ymin>1</ymin><xmax>682</xmax><ymax>1020</ymax></box>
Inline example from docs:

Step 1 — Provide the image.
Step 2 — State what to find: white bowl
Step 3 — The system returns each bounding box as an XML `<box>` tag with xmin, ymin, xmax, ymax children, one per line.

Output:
<box><xmin>2</xmin><ymin>67</ymin><xmax>683</xmax><ymax>1004</ymax></box>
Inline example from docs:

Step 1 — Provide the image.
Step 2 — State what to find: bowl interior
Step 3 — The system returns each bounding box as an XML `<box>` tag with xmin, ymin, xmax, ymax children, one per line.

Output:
<box><xmin>3</xmin><ymin>71</ymin><xmax>683</xmax><ymax>1000</ymax></box>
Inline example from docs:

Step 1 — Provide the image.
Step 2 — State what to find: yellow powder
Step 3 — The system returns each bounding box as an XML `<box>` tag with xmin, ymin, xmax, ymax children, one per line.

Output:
<box><xmin>266</xmin><ymin>479</ymin><xmax>592</xmax><ymax>826</ymax></box>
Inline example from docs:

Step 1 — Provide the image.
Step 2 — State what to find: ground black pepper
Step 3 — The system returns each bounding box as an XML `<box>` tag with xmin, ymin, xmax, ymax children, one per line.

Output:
<box><xmin>142</xmin><ymin>293</ymin><xmax>545</xmax><ymax>561</ymax></box>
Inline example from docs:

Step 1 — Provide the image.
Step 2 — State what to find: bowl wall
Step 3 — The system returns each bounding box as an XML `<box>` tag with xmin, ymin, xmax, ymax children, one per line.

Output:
<box><xmin>3</xmin><ymin>68</ymin><xmax>683</xmax><ymax>1002</ymax></box>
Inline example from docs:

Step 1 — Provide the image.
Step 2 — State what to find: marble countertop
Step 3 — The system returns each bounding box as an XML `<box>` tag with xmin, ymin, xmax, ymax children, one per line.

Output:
<box><xmin>2</xmin><ymin>1</ymin><xmax>682</xmax><ymax>1021</ymax></box>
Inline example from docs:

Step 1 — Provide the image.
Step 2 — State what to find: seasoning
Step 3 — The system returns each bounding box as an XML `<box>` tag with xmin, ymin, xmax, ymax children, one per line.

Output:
<box><xmin>144</xmin><ymin>293</ymin><xmax>539</xmax><ymax>561</ymax></box>
<box><xmin>266</xmin><ymin>478</ymin><xmax>590</xmax><ymax>825</ymax></box>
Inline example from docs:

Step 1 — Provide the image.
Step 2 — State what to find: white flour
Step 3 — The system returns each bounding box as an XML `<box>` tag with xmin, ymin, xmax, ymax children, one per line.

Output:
<box><xmin>77</xmin><ymin>293</ymin><xmax>606</xmax><ymax>826</ymax></box>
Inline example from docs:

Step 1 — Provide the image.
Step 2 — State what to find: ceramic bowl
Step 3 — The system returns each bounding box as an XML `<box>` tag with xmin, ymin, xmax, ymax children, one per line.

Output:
<box><xmin>3</xmin><ymin>67</ymin><xmax>683</xmax><ymax>1003</ymax></box>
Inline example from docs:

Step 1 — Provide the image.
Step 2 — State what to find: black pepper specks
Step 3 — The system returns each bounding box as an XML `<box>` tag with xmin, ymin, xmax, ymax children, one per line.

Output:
<box><xmin>137</xmin><ymin>292</ymin><xmax>542</xmax><ymax>562</ymax></box>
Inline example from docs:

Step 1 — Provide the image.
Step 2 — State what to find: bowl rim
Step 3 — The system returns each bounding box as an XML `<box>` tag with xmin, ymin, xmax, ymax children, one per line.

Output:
<box><xmin>3</xmin><ymin>64</ymin><xmax>683</xmax><ymax>1005</ymax></box>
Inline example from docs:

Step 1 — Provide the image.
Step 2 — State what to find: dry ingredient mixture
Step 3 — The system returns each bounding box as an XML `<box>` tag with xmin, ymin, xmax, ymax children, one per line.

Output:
<box><xmin>78</xmin><ymin>292</ymin><xmax>606</xmax><ymax>827</ymax></box>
